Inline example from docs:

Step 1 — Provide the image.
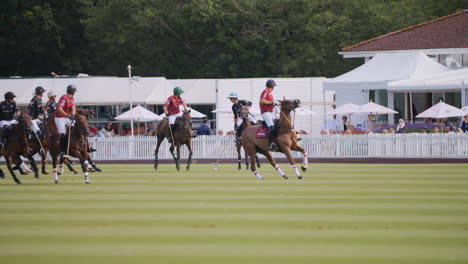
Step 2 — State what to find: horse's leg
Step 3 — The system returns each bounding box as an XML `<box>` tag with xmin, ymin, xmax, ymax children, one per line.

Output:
<box><xmin>64</xmin><ymin>158</ymin><xmax>78</xmax><ymax>174</ymax></box>
<box><xmin>11</xmin><ymin>156</ymin><xmax>27</xmax><ymax>175</ymax></box>
<box><xmin>6</xmin><ymin>155</ymin><xmax>21</xmax><ymax>184</ymax></box>
<box><xmin>72</xmin><ymin>151</ymin><xmax>90</xmax><ymax>184</ymax></box>
<box><xmin>27</xmin><ymin>154</ymin><xmax>40</xmax><ymax>178</ymax></box>
<box><xmin>256</xmin><ymin>154</ymin><xmax>261</xmax><ymax>168</ymax></box>
<box><xmin>283</xmin><ymin>148</ymin><xmax>302</xmax><ymax>179</ymax></box>
<box><xmin>243</xmin><ymin>143</ymin><xmax>263</xmax><ymax>180</ymax></box>
<box><xmin>186</xmin><ymin>142</ymin><xmax>193</xmax><ymax>171</ymax></box>
<box><xmin>237</xmin><ymin>143</ymin><xmax>242</xmax><ymax>170</ymax></box>
<box><xmin>0</xmin><ymin>167</ymin><xmax>4</xmax><ymax>179</ymax></box>
<box><xmin>154</xmin><ymin>136</ymin><xmax>164</xmax><ymax>170</ymax></box>
<box><xmin>41</xmin><ymin>151</ymin><xmax>48</xmax><ymax>175</ymax></box>
<box><xmin>244</xmin><ymin>148</ymin><xmax>249</xmax><ymax>170</ymax></box>
<box><xmin>256</xmin><ymin>148</ymin><xmax>287</xmax><ymax>179</ymax></box>
<box><xmin>175</xmin><ymin>144</ymin><xmax>181</xmax><ymax>171</ymax></box>
<box><xmin>52</xmin><ymin>153</ymin><xmax>59</xmax><ymax>184</ymax></box>
<box><xmin>291</xmin><ymin>145</ymin><xmax>308</xmax><ymax>172</ymax></box>
<box><xmin>88</xmin><ymin>156</ymin><xmax>101</xmax><ymax>172</ymax></box>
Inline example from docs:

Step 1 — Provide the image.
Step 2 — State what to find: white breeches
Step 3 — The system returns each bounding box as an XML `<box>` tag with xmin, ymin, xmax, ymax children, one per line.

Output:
<box><xmin>168</xmin><ymin>112</ymin><xmax>183</xmax><ymax>125</ymax></box>
<box><xmin>0</xmin><ymin>120</ymin><xmax>18</xmax><ymax>128</ymax></box>
<box><xmin>237</xmin><ymin>116</ymin><xmax>257</xmax><ymax>126</ymax></box>
<box><xmin>261</xmin><ymin>112</ymin><xmax>275</xmax><ymax>127</ymax></box>
<box><xmin>31</xmin><ymin>119</ymin><xmax>41</xmax><ymax>133</ymax></box>
<box><xmin>54</xmin><ymin>117</ymin><xmax>72</xmax><ymax>135</ymax></box>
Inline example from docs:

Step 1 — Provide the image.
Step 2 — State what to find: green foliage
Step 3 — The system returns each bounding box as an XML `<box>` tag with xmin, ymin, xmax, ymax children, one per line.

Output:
<box><xmin>1</xmin><ymin>0</ymin><xmax>467</xmax><ymax>78</ymax></box>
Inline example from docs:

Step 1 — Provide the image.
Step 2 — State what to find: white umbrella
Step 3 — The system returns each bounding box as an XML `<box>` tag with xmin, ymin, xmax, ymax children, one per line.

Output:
<box><xmin>416</xmin><ymin>102</ymin><xmax>466</xmax><ymax>118</ymax></box>
<box><xmin>462</xmin><ymin>105</ymin><xmax>468</xmax><ymax>114</ymax></box>
<box><xmin>212</xmin><ymin>104</ymin><xmax>232</xmax><ymax>113</ymax></box>
<box><xmin>353</xmin><ymin>102</ymin><xmax>398</xmax><ymax>115</ymax></box>
<box><xmin>159</xmin><ymin>107</ymin><xmax>207</xmax><ymax>118</ymax></box>
<box><xmin>293</xmin><ymin>107</ymin><xmax>318</xmax><ymax>116</ymax></box>
<box><xmin>115</xmin><ymin>105</ymin><xmax>162</xmax><ymax>122</ymax></box>
<box><xmin>326</xmin><ymin>103</ymin><xmax>360</xmax><ymax>115</ymax></box>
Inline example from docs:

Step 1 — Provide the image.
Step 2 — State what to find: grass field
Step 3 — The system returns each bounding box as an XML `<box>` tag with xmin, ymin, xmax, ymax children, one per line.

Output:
<box><xmin>0</xmin><ymin>163</ymin><xmax>467</xmax><ymax>264</ymax></box>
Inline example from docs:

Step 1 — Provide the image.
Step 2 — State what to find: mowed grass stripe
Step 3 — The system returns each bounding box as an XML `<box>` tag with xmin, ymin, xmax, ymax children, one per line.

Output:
<box><xmin>0</xmin><ymin>163</ymin><xmax>467</xmax><ymax>263</ymax></box>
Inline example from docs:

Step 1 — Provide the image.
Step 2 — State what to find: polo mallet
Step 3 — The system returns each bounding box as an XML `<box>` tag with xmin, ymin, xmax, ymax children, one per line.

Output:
<box><xmin>63</xmin><ymin>124</ymin><xmax>72</xmax><ymax>159</ymax></box>
<box><xmin>211</xmin><ymin>136</ymin><xmax>233</xmax><ymax>171</ymax></box>
<box><xmin>32</xmin><ymin>129</ymin><xmax>46</xmax><ymax>156</ymax></box>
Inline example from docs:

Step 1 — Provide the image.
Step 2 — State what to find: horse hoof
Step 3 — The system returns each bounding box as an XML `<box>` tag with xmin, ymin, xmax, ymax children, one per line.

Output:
<box><xmin>257</xmin><ymin>163</ymin><xmax>261</xmax><ymax>168</ymax></box>
<box><xmin>301</xmin><ymin>166</ymin><xmax>307</xmax><ymax>172</ymax></box>
<box><xmin>57</xmin><ymin>172</ymin><xmax>62</xmax><ymax>176</ymax></box>
<box><xmin>282</xmin><ymin>175</ymin><xmax>288</xmax><ymax>179</ymax></box>
<box><xmin>54</xmin><ymin>180</ymin><xmax>59</xmax><ymax>184</ymax></box>
<box><xmin>73</xmin><ymin>171</ymin><xmax>78</xmax><ymax>175</ymax></box>
<box><xmin>95</xmin><ymin>168</ymin><xmax>102</xmax><ymax>172</ymax></box>
<box><xmin>34</xmin><ymin>174</ymin><xmax>40</xmax><ymax>179</ymax></box>
<box><xmin>20</xmin><ymin>172</ymin><xmax>29</xmax><ymax>176</ymax></box>
<box><xmin>297</xmin><ymin>175</ymin><xmax>303</xmax><ymax>180</ymax></box>
<box><xmin>186</xmin><ymin>167</ymin><xmax>190</xmax><ymax>171</ymax></box>
<box><xmin>85</xmin><ymin>181</ymin><xmax>90</xmax><ymax>184</ymax></box>
<box><xmin>0</xmin><ymin>173</ymin><xmax>4</xmax><ymax>179</ymax></box>
<box><xmin>42</xmin><ymin>172</ymin><xmax>49</xmax><ymax>175</ymax></box>
<box><xmin>16</xmin><ymin>181</ymin><xmax>22</xmax><ymax>185</ymax></box>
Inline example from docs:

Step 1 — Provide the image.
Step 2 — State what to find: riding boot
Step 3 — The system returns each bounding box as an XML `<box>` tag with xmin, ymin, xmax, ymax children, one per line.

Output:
<box><xmin>267</xmin><ymin>126</ymin><xmax>277</xmax><ymax>151</ymax></box>
<box><xmin>59</xmin><ymin>134</ymin><xmax>67</xmax><ymax>154</ymax></box>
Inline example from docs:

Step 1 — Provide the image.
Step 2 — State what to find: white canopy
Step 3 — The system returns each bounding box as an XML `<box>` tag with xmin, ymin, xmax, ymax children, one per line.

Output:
<box><xmin>388</xmin><ymin>67</ymin><xmax>468</xmax><ymax>91</ymax></box>
<box><xmin>416</xmin><ymin>102</ymin><xmax>466</xmax><ymax>118</ymax></box>
<box><xmin>293</xmin><ymin>107</ymin><xmax>318</xmax><ymax>116</ymax></box>
<box><xmin>159</xmin><ymin>107</ymin><xmax>207</xmax><ymax>118</ymax></box>
<box><xmin>114</xmin><ymin>105</ymin><xmax>162</xmax><ymax>121</ymax></box>
<box><xmin>326</xmin><ymin>103</ymin><xmax>360</xmax><ymax>115</ymax></box>
<box><xmin>352</xmin><ymin>102</ymin><xmax>398</xmax><ymax>115</ymax></box>
<box><xmin>324</xmin><ymin>52</ymin><xmax>451</xmax><ymax>91</ymax></box>
<box><xmin>211</xmin><ymin>104</ymin><xmax>261</xmax><ymax>116</ymax></box>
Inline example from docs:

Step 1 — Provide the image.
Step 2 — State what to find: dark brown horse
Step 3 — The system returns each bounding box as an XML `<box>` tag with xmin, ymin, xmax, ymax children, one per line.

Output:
<box><xmin>236</xmin><ymin>106</ymin><xmax>260</xmax><ymax>170</ymax></box>
<box><xmin>154</xmin><ymin>110</ymin><xmax>193</xmax><ymax>171</ymax></box>
<box><xmin>0</xmin><ymin>114</ymin><xmax>33</xmax><ymax>184</ymax></box>
<box><xmin>241</xmin><ymin>99</ymin><xmax>308</xmax><ymax>180</ymax></box>
<box><xmin>48</xmin><ymin>114</ymin><xmax>92</xmax><ymax>184</ymax></box>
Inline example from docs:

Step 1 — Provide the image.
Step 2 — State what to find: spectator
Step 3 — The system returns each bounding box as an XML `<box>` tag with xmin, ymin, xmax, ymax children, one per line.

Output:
<box><xmin>381</xmin><ymin>129</ymin><xmax>388</xmax><ymax>134</ymax></box>
<box><xmin>389</xmin><ymin>127</ymin><xmax>396</xmax><ymax>134</ymax></box>
<box><xmin>320</xmin><ymin>129</ymin><xmax>329</xmax><ymax>135</ymax></box>
<box><xmin>96</xmin><ymin>125</ymin><xmax>105</xmax><ymax>138</ymax></box>
<box><xmin>433</xmin><ymin>126</ymin><xmax>440</xmax><ymax>133</ymax></box>
<box><xmin>146</xmin><ymin>124</ymin><xmax>156</xmax><ymax>136</ymax></box>
<box><xmin>329</xmin><ymin>129</ymin><xmax>336</xmax><ymax>135</ymax></box>
<box><xmin>421</xmin><ymin>126</ymin><xmax>428</xmax><ymax>133</ymax></box>
<box><xmin>226</xmin><ymin>131</ymin><xmax>235</xmax><ymax>136</ymax></box>
<box><xmin>339</xmin><ymin>116</ymin><xmax>349</xmax><ymax>132</ymax></box>
<box><xmin>444</xmin><ymin>125</ymin><xmax>453</xmax><ymax>133</ymax></box>
<box><xmin>197</xmin><ymin>118</ymin><xmax>212</xmax><ymax>136</ymax></box>
<box><xmin>345</xmin><ymin>129</ymin><xmax>352</xmax><ymax>135</ymax></box>
<box><xmin>217</xmin><ymin>129</ymin><xmax>224</xmax><ymax>136</ymax></box>
<box><xmin>396</xmin><ymin>119</ymin><xmax>406</xmax><ymax>133</ymax></box>
<box><xmin>456</xmin><ymin>128</ymin><xmax>464</xmax><ymax>134</ymax></box>
<box><xmin>104</xmin><ymin>122</ymin><xmax>115</xmax><ymax>137</ymax></box>
<box><xmin>460</xmin><ymin>115</ymin><xmax>468</xmax><ymax>133</ymax></box>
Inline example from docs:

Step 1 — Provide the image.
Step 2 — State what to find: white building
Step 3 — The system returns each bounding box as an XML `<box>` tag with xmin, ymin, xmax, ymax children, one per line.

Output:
<box><xmin>324</xmin><ymin>9</ymin><xmax>468</xmax><ymax>125</ymax></box>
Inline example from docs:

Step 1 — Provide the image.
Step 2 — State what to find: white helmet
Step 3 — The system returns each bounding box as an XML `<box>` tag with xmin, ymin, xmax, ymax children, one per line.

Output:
<box><xmin>47</xmin><ymin>90</ymin><xmax>57</xmax><ymax>98</ymax></box>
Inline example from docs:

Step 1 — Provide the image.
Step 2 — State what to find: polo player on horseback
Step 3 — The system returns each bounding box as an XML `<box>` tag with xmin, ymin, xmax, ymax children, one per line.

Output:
<box><xmin>259</xmin><ymin>79</ymin><xmax>280</xmax><ymax>151</ymax></box>
<box><xmin>0</xmin><ymin>92</ymin><xmax>21</xmax><ymax>149</ymax></box>
<box><xmin>227</xmin><ymin>92</ymin><xmax>256</xmax><ymax>141</ymax></box>
<box><xmin>55</xmin><ymin>85</ymin><xmax>77</xmax><ymax>154</ymax></box>
<box><xmin>163</xmin><ymin>87</ymin><xmax>188</xmax><ymax>143</ymax></box>
<box><xmin>27</xmin><ymin>86</ymin><xmax>46</xmax><ymax>139</ymax></box>
<box><xmin>45</xmin><ymin>90</ymin><xmax>58</xmax><ymax>119</ymax></box>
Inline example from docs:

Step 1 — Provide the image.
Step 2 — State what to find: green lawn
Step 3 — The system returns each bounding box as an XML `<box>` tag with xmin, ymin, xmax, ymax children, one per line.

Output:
<box><xmin>0</xmin><ymin>163</ymin><xmax>467</xmax><ymax>264</ymax></box>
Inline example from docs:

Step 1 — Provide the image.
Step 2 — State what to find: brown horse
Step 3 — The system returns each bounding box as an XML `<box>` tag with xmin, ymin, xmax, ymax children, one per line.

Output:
<box><xmin>48</xmin><ymin>114</ymin><xmax>91</xmax><ymax>184</ymax></box>
<box><xmin>241</xmin><ymin>99</ymin><xmax>308</xmax><ymax>180</ymax></box>
<box><xmin>0</xmin><ymin>114</ymin><xmax>33</xmax><ymax>184</ymax></box>
<box><xmin>236</xmin><ymin>106</ymin><xmax>261</xmax><ymax>170</ymax></box>
<box><xmin>154</xmin><ymin>110</ymin><xmax>193</xmax><ymax>171</ymax></box>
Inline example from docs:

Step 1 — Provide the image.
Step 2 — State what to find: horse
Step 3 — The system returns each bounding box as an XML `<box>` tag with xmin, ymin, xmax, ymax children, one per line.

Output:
<box><xmin>154</xmin><ymin>110</ymin><xmax>193</xmax><ymax>171</ymax></box>
<box><xmin>236</xmin><ymin>106</ymin><xmax>261</xmax><ymax>170</ymax></box>
<box><xmin>48</xmin><ymin>114</ymin><xmax>92</xmax><ymax>184</ymax></box>
<box><xmin>241</xmin><ymin>99</ymin><xmax>308</xmax><ymax>180</ymax></box>
<box><xmin>0</xmin><ymin>114</ymin><xmax>33</xmax><ymax>184</ymax></box>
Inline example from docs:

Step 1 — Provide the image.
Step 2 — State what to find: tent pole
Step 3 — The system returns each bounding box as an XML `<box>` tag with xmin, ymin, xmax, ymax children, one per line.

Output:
<box><xmin>409</xmin><ymin>92</ymin><xmax>413</xmax><ymax>122</ymax></box>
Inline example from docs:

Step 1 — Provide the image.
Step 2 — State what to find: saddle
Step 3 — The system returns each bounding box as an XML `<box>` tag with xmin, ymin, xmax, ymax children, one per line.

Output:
<box><xmin>256</xmin><ymin>120</ymin><xmax>279</xmax><ymax>138</ymax></box>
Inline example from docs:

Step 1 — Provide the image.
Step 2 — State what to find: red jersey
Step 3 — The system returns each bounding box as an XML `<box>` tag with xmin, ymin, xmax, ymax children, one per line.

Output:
<box><xmin>259</xmin><ymin>88</ymin><xmax>274</xmax><ymax>113</ymax></box>
<box><xmin>55</xmin><ymin>94</ymin><xmax>75</xmax><ymax>117</ymax></box>
<box><xmin>164</xmin><ymin>95</ymin><xmax>184</xmax><ymax>115</ymax></box>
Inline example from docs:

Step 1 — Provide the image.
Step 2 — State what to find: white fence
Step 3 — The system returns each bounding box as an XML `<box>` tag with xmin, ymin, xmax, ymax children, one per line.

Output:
<box><xmin>86</xmin><ymin>134</ymin><xmax>468</xmax><ymax>160</ymax></box>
